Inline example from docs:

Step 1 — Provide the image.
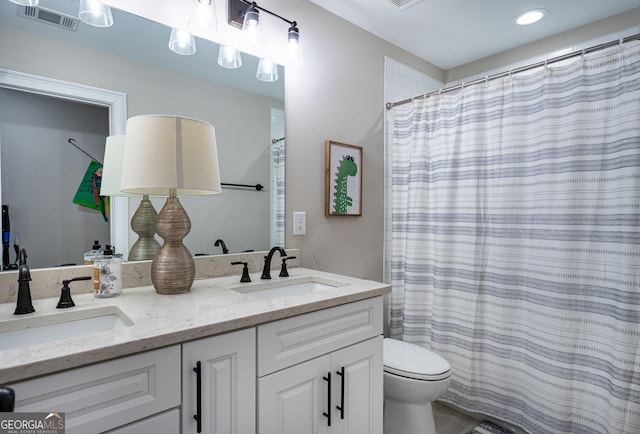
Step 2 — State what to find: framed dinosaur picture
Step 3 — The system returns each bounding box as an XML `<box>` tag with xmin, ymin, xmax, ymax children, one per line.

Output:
<box><xmin>325</xmin><ymin>140</ymin><xmax>362</xmax><ymax>216</ymax></box>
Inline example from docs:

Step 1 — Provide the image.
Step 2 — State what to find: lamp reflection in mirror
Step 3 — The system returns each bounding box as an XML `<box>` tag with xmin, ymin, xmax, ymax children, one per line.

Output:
<box><xmin>218</xmin><ymin>45</ymin><xmax>242</xmax><ymax>69</ymax></box>
<box><xmin>168</xmin><ymin>28</ymin><xmax>196</xmax><ymax>55</ymax></box>
<box><xmin>100</xmin><ymin>135</ymin><xmax>160</xmax><ymax>262</ymax></box>
<box><xmin>120</xmin><ymin>115</ymin><xmax>221</xmax><ymax>294</ymax></box>
<box><xmin>78</xmin><ymin>0</ymin><xmax>113</xmax><ymax>28</ymax></box>
<box><xmin>256</xmin><ymin>58</ymin><xmax>278</xmax><ymax>82</ymax></box>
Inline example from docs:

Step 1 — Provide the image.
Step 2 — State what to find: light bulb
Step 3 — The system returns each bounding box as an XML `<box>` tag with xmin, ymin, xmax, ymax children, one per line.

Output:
<box><xmin>514</xmin><ymin>9</ymin><xmax>548</xmax><ymax>26</ymax></box>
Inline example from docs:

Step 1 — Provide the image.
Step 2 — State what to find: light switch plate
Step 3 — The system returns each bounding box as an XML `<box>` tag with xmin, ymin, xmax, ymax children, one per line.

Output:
<box><xmin>293</xmin><ymin>212</ymin><xmax>306</xmax><ymax>235</ymax></box>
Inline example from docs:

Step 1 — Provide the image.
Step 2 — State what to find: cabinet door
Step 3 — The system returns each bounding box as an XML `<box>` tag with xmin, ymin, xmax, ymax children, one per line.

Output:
<box><xmin>258</xmin><ymin>355</ymin><xmax>331</xmax><ymax>434</ymax></box>
<box><xmin>330</xmin><ymin>336</ymin><xmax>383</xmax><ymax>434</ymax></box>
<box><xmin>182</xmin><ymin>328</ymin><xmax>256</xmax><ymax>434</ymax></box>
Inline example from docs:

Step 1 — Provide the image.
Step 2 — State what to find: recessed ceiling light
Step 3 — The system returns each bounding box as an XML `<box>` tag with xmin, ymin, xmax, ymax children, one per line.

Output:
<box><xmin>514</xmin><ymin>9</ymin><xmax>548</xmax><ymax>26</ymax></box>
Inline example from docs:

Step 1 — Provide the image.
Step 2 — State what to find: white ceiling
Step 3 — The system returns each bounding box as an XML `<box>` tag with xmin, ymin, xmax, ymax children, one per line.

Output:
<box><xmin>308</xmin><ymin>0</ymin><xmax>640</xmax><ymax>70</ymax></box>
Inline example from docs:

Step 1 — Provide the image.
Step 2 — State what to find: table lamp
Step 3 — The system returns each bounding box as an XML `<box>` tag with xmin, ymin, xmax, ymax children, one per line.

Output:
<box><xmin>120</xmin><ymin>115</ymin><xmax>221</xmax><ymax>294</ymax></box>
<box><xmin>100</xmin><ymin>135</ymin><xmax>161</xmax><ymax>261</ymax></box>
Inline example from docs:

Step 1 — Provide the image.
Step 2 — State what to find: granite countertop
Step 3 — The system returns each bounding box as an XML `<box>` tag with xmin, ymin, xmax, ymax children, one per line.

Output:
<box><xmin>0</xmin><ymin>267</ymin><xmax>390</xmax><ymax>384</ymax></box>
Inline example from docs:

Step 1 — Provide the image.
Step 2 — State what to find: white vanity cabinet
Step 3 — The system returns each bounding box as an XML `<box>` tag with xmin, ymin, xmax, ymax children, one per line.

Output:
<box><xmin>256</xmin><ymin>297</ymin><xmax>383</xmax><ymax>434</ymax></box>
<box><xmin>3</xmin><ymin>286</ymin><xmax>387</xmax><ymax>434</ymax></box>
<box><xmin>181</xmin><ymin>328</ymin><xmax>256</xmax><ymax>434</ymax></box>
<box><xmin>9</xmin><ymin>346</ymin><xmax>181</xmax><ymax>434</ymax></box>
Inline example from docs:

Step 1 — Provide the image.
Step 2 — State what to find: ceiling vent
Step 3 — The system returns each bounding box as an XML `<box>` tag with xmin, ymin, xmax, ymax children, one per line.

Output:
<box><xmin>17</xmin><ymin>5</ymin><xmax>79</xmax><ymax>32</ymax></box>
<box><xmin>387</xmin><ymin>0</ymin><xmax>424</xmax><ymax>10</ymax></box>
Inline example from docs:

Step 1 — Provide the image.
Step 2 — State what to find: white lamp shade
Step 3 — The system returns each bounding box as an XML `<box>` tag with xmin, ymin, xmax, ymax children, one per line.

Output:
<box><xmin>100</xmin><ymin>135</ymin><xmax>130</xmax><ymax>197</ymax></box>
<box><xmin>121</xmin><ymin>115</ymin><xmax>221</xmax><ymax>196</ymax></box>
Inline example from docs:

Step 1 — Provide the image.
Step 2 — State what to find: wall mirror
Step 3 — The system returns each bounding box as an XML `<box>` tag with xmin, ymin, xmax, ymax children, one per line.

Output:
<box><xmin>0</xmin><ymin>0</ymin><xmax>285</xmax><ymax>269</ymax></box>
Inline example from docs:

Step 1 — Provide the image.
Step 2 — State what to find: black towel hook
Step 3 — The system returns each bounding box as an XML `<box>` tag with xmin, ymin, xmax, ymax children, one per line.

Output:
<box><xmin>68</xmin><ymin>138</ymin><xmax>102</xmax><ymax>163</ymax></box>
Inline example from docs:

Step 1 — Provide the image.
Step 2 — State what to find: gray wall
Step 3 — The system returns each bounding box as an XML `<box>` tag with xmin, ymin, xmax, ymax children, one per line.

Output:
<box><xmin>0</xmin><ymin>88</ymin><xmax>110</xmax><ymax>268</ymax></box>
<box><xmin>278</xmin><ymin>0</ymin><xmax>441</xmax><ymax>282</ymax></box>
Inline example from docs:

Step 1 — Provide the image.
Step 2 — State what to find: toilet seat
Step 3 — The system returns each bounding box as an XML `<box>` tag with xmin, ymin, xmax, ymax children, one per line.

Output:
<box><xmin>383</xmin><ymin>338</ymin><xmax>451</xmax><ymax>381</ymax></box>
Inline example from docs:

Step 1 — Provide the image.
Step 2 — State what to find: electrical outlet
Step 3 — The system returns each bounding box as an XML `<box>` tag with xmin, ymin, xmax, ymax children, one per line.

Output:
<box><xmin>293</xmin><ymin>212</ymin><xmax>306</xmax><ymax>235</ymax></box>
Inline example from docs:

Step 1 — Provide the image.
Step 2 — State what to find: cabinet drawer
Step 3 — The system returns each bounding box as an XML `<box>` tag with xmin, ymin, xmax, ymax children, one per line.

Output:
<box><xmin>257</xmin><ymin>297</ymin><xmax>383</xmax><ymax>376</ymax></box>
<box><xmin>10</xmin><ymin>346</ymin><xmax>181</xmax><ymax>434</ymax></box>
<box><xmin>105</xmin><ymin>409</ymin><xmax>179</xmax><ymax>434</ymax></box>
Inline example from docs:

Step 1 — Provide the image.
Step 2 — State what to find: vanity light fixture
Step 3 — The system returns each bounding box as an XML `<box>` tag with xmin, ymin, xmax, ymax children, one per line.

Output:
<box><xmin>287</xmin><ymin>21</ymin><xmax>302</xmax><ymax>66</ymax></box>
<box><xmin>242</xmin><ymin>2</ymin><xmax>260</xmax><ymax>31</ymax></box>
<box><xmin>8</xmin><ymin>0</ymin><xmax>38</xmax><ymax>6</ymax></box>
<box><xmin>78</xmin><ymin>0</ymin><xmax>113</xmax><ymax>28</ymax></box>
<box><xmin>169</xmin><ymin>28</ymin><xmax>197</xmax><ymax>55</ymax></box>
<box><xmin>514</xmin><ymin>9</ymin><xmax>548</xmax><ymax>26</ymax></box>
<box><xmin>227</xmin><ymin>0</ymin><xmax>301</xmax><ymax>65</ymax></box>
<box><xmin>188</xmin><ymin>0</ymin><xmax>217</xmax><ymax>34</ymax></box>
<box><xmin>100</xmin><ymin>135</ymin><xmax>161</xmax><ymax>262</ymax></box>
<box><xmin>241</xmin><ymin>2</ymin><xmax>263</xmax><ymax>49</ymax></box>
<box><xmin>120</xmin><ymin>115</ymin><xmax>221</xmax><ymax>295</ymax></box>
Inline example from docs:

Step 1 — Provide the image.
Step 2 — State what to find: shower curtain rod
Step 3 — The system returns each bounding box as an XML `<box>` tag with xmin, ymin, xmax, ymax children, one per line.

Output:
<box><xmin>386</xmin><ymin>32</ymin><xmax>640</xmax><ymax>110</ymax></box>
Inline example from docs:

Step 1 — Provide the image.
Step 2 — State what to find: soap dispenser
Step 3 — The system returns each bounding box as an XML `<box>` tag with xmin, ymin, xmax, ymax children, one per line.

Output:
<box><xmin>93</xmin><ymin>245</ymin><xmax>123</xmax><ymax>297</ymax></box>
<box><xmin>84</xmin><ymin>240</ymin><xmax>102</xmax><ymax>264</ymax></box>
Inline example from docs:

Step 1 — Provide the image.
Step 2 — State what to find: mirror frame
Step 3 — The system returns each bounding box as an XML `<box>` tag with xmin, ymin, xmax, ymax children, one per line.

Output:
<box><xmin>0</xmin><ymin>68</ymin><xmax>130</xmax><ymax>258</ymax></box>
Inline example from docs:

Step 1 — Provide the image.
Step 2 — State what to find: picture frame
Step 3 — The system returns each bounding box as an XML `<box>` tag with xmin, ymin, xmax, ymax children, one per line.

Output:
<box><xmin>325</xmin><ymin>140</ymin><xmax>363</xmax><ymax>216</ymax></box>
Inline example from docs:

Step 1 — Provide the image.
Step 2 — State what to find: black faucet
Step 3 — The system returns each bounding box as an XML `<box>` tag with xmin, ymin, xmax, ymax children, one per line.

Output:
<box><xmin>231</xmin><ymin>261</ymin><xmax>251</xmax><ymax>282</ymax></box>
<box><xmin>14</xmin><ymin>249</ymin><xmax>34</xmax><ymax>315</ymax></box>
<box><xmin>261</xmin><ymin>247</ymin><xmax>286</xmax><ymax>280</ymax></box>
<box><xmin>56</xmin><ymin>276</ymin><xmax>91</xmax><ymax>309</ymax></box>
<box><xmin>214</xmin><ymin>239</ymin><xmax>229</xmax><ymax>254</ymax></box>
<box><xmin>279</xmin><ymin>256</ymin><xmax>296</xmax><ymax>277</ymax></box>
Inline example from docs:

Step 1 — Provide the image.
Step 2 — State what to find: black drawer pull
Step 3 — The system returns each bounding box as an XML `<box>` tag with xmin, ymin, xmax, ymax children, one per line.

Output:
<box><xmin>193</xmin><ymin>361</ymin><xmax>202</xmax><ymax>433</ymax></box>
<box><xmin>336</xmin><ymin>366</ymin><xmax>345</xmax><ymax>419</ymax></box>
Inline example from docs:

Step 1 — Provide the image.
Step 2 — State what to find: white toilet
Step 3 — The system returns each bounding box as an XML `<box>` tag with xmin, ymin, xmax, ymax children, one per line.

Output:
<box><xmin>383</xmin><ymin>338</ymin><xmax>452</xmax><ymax>434</ymax></box>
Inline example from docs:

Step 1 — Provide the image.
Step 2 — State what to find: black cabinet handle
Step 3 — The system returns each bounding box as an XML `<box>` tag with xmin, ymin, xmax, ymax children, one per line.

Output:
<box><xmin>322</xmin><ymin>372</ymin><xmax>332</xmax><ymax>427</ymax></box>
<box><xmin>0</xmin><ymin>386</ymin><xmax>15</xmax><ymax>412</ymax></box>
<box><xmin>193</xmin><ymin>361</ymin><xmax>202</xmax><ymax>433</ymax></box>
<box><xmin>336</xmin><ymin>366</ymin><xmax>345</xmax><ymax>419</ymax></box>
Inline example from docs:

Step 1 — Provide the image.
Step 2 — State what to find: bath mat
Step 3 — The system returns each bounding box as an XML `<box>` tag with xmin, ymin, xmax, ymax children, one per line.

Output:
<box><xmin>466</xmin><ymin>420</ymin><xmax>514</xmax><ymax>434</ymax></box>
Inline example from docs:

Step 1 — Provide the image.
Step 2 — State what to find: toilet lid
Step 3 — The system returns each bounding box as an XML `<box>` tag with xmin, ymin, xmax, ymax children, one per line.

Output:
<box><xmin>383</xmin><ymin>338</ymin><xmax>451</xmax><ymax>381</ymax></box>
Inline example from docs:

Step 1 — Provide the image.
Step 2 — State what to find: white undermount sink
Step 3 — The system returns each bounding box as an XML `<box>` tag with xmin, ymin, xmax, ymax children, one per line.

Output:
<box><xmin>0</xmin><ymin>306</ymin><xmax>133</xmax><ymax>351</ymax></box>
<box><xmin>231</xmin><ymin>276</ymin><xmax>347</xmax><ymax>301</ymax></box>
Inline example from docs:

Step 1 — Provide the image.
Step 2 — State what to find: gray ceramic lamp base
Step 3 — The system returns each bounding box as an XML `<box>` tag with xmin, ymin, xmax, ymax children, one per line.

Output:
<box><xmin>128</xmin><ymin>195</ymin><xmax>161</xmax><ymax>261</ymax></box>
<box><xmin>151</xmin><ymin>193</ymin><xmax>195</xmax><ymax>294</ymax></box>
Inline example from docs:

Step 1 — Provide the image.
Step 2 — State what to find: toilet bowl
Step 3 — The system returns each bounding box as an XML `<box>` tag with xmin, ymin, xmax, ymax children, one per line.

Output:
<box><xmin>383</xmin><ymin>338</ymin><xmax>451</xmax><ymax>434</ymax></box>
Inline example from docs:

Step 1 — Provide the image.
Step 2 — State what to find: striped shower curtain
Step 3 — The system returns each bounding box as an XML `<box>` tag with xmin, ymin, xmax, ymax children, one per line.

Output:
<box><xmin>387</xmin><ymin>41</ymin><xmax>640</xmax><ymax>433</ymax></box>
